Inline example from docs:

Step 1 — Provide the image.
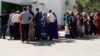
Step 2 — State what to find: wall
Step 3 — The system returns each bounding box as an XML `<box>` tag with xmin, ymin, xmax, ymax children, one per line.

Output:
<box><xmin>0</xmin><ymin>0</ymin><xmax>77</xmax><ymax>25</ymax></box>
<box><xmin>2</xmin><ymin>0</ymin><xmax>21</xmax><ymax>4</ymax></box>
<box><xmin>65</xmin><ymin>0</ymin><xmax>77</xmax><ymax>12</ymax></box>
<box><xmin>21</xmin><ymin>0</ymin><xmax>32</xmax><ymax>5</ymax></box>
<box><xmin>31</xmin><ymin>0</ymin><xmax>77</xmax><ymax>25</ymax></box>
<box><xmin>31</xmin><ymin>0</ymin><xmax>62</xmax><ymax>25</ymax></box>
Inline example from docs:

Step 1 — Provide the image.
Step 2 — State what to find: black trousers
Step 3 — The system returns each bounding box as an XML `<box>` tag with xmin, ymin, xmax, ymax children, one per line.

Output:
<box><xmin>9</xmin><ymin>25</ymin><xmax>14</xmax><ymax>39</ymax></box>
<box><xmin>14</xmin><ymin>23</ymin><xmax>20</xmax><ymax>40</ymax></box>
<box><xmin>21</xmin><ymin>24</ymin><xmax>29</xmax><ymax>41</ymax></box>
<box><xmin>34</xmin><ymin>23</ymin><xmax>41</xmax><ymax>40</ymax></box>
<box><xmin>90</xmin><ymin>24</ymin><xmax>96</xmax><ymax>35</ymax></box>
<box><xmin>47</xmin><ymin>23</ymin><xmax>54</xmax><ymax>40</ymax></box>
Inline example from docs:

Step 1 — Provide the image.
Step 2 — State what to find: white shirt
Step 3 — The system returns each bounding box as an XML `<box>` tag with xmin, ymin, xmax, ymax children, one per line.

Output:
<box><xmin>12</xmin><ymin>14</ymin><xmax>20</xmax><ymax>23</ymax></box>
<box><xmin>8</xmin><ymin>13</ymin><xmax>15</xmax><ymax>25</ymax></box>
<box><xmin>47</xmin><ymin>13</ymin><xmax>56</xmax><ymax>23</ymax></box>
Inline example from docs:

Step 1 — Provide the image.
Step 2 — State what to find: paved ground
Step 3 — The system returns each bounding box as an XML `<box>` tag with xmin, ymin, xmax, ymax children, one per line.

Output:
<box><xmin>0</xmin><ymin>31</ymin><xmax>100</xmax><ymax>56</ymax></box>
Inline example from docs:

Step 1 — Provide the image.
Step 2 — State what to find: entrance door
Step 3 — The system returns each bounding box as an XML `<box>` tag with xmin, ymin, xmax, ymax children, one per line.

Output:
<box><xmin>1</xmin><ymin>2</ymin><xmax>22</xmax><ymax>13</ymax></box>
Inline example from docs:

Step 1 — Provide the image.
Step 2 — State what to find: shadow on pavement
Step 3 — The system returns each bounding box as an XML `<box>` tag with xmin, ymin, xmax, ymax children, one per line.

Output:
<box><xmin>76</xmin><ymin>35</ymin><xmax>100</xmax><ymax>40</ymax></box>
<box><xmin>5</xmin><ymin>30</ymin><xmax>100</xmax><ymax>46</ymax></box>
<box><xmin>28</xmin><ymin>35</ymin><xmax>100</xmax><ymax>46</ymax></box>
<box><xmin>28</xmin><ymin>37</ymin><xmax>75</xmax><ymax>46</ymax></box>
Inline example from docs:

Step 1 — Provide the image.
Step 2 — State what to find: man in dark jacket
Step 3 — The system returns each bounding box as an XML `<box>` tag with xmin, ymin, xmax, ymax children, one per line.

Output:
<box><xmin>34</xmin><ymin>8</ymin><xmax>42</xmax><ymax>40</ymax></box>
<box><xmin>0</xmin><ymin>11</ymin><xmax>9</xmax><ymax>39</ymax></box>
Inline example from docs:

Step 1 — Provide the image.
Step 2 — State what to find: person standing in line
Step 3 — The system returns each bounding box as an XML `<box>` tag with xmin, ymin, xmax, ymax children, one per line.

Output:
<box><xmin>20</xmin><ymin>7</ymin><xmax>33</xmax><ymax>43</ymax></box>
<box><xmin>96</xmin><ymin>12</ymin><xmax>100</xmax><ymax>35</ymax></box>
<box><xmin>12</xmin><ymin>11</ymin><xmax>21</xmax><ymax>40</ymax></box>
<box><xmin>82</xmin><ymin>12</ymin><xmax>88</xmax><ymax>36</ymax></box>
<box><xmin>26</xmin><ymin>6</ymin><xmax>35</xmax><ymax>41</ymax></box>
<box><xmin>64</xmin><ymin>10</ymin><xmax>71</xmax><ymax>38</ymax></box>
<box><xmin>34</xmin><ymin>8</ymin><xmax>42</xmax><ymax>40</ymax></box>
<box><xmin>41</xmin><ymin>11</ymin><xmax>48</xmax><ymax>40</ymax></box>
<box><xmin>89</xmin><ymin>13</ymin><xmax>96</xmax><ymax>35</ymax></box>
<box><xmin>52</xmin><ymin>12</ymin><xmax>59</xmax><ymax>39</ymax></box>
<box><xmin>0</xmin><ymin>11</ymin><xmax>9</xmax><ymax>39</ymax></box>
<box><xmin>8</xmin><ymin>10</ymin><xmax>15</xmax><ymax>39</ymax></box>
<box><xmin>47</xmin><ymin>10</ymin><xmax>56</xmax><ymax>40</ymax></box>
<box><xmin>87</xmin><ymin>14</ymin><xmax>91</xmax><ymax>35</ymax></box>
<box><xmin>69</xmin><ymin>11</ymin><xmax>77</xmax><ymax>38</ymax></box>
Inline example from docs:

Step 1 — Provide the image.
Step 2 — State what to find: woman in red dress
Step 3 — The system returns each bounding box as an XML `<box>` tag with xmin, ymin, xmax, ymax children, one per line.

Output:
<box><xmin>96</xmin><ymin>12</ymin><xmax>100</xmax><ymax>35</ymax></box>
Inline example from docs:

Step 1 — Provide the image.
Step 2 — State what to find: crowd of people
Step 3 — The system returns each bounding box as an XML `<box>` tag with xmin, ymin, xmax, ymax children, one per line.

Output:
<box><xmin>64</xmin><ymin>10</ymin><xmax>100</xmax><ymax>38</ymax></box>
<box><xmin>0</xmin><ymin>6</ymin><xmax>58</xmax><ymax>43</ymax></box>
<box><xmin>0</xmin><ymin>6</ymin><xmax>100</xmax><ymax>43</ymax></box>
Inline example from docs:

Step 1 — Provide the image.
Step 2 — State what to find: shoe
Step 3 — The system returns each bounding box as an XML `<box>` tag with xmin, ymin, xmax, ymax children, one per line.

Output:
<box><xmin>26</xmin><ymin>41</ymin><xmax>29</xmax><ymax>44</ymax></box>
<box><xmin>3</xmin><ymin>37</ymin><xmax>6</xmax><ymax>39</ymax></box>
<box><xmin>22</xmin><ymin>41</ymin><xmax>24</xmax><ymax>43</ymax></box>
<box><xmin>49</xmin><ymin>38</ymin><xmax>53</xmax><ymax>41</ymax></box>
<box><xmin>35</xmin><ymin>39</ymin><xmax>41</xmax><ymax>41</ymax></box>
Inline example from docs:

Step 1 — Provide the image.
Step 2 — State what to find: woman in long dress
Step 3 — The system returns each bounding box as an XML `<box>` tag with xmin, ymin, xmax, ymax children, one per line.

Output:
<box><xmin>52</xmin><ymin>12</ymin><xmax>59</xmax><ymax>39</ymax></box>
<box><xmin>41</xmin><ymin>12</ymin><xmax>48</xmax><ymax>40</ymax></box>
<box><xmin>69</xmin><ymin>11</ymin><xmax>77</xmax><ymax>38</ymax></box>
<box><xmin>64</xmin><ymin>11</ymin><xmax>70</xmax><ymax>38</ymax></box>
<box><xmin>96</xmin><ymin>12</ymin><xmax>100</xmax><ymax>35</ymax></box>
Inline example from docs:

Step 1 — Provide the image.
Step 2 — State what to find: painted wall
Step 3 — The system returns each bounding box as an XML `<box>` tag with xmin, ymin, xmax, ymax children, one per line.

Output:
<box><xmin>0</xmin><ymin>0</ymin><xmax>77</xmax><ymax>25</ymax></box>
<box><xmin>31</xmin><ymin>0</ymin><xmax>62</xmax><ymax>25</ymax></box>
<box><xmin>31</xmin><ymin>0</ymin><xmax>76</xmax><ymax>25</ymax></box>
<box><xmin>2</xmin><ymin>0</ymin><xmax>21</xmax><ymax>4</ymax></box>
<box><xmin>65</xmin><ymin>0</ymin><xmax>77</xmax><ymax>12</ymax></box>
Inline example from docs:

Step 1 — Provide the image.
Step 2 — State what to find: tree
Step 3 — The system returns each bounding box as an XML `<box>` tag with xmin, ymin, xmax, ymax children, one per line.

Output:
<box><xmin>76</xmin><ymin>0</ymin><xmax>100</xmax><ymax>12</ymax></box>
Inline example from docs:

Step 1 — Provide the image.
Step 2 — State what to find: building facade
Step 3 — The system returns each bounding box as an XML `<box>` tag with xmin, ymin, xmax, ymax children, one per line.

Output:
<box><xmin>0</xmin><ymin>0</ymin><xmax>77</xmax><ymax>25</ymax></box>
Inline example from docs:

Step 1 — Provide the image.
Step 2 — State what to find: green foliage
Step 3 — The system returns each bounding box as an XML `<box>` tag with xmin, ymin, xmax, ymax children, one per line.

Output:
<box><xmin>76</xmin><ymin>0</ymin><xmax>100</xmax><ymax>12</ymax></box>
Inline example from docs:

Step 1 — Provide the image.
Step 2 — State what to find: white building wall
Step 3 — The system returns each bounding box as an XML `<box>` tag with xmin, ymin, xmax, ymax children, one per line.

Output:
<box><xmin>2</xmin><ymin>0</ymin><xmax>21</xmax><ymax>4</ymax></box>
<box><xmin>31</xmin><ymin>0</ymin><xmax>76</xmax><ymax>25</ymax></box>
<box><xmin>21</xmin><ymin>0</ymin><xmax>32</xmax><ymax>5</ymax></box>
<box><xmin>65</xmin><ymin>0</ymin><xmax>77</xmax><ymax>12</ymax></box>
<box><xmin>0</xmin><ymin>0</ymin><xmax>76</xmax><ymax>25</ymax></box>
<box><xmin>31</xmin><ymin>0</ymin><xmax>62</xmax><ymax>25</ymax></box>
<box><xmin>61</xmin><ymin>0</ymin><xmax>66</xmax><ymax>25</ymax></box>
<box><xmin>1</xmin><ymin>0</ymin><xmax>31</xmax><ymax>4</ymax></box>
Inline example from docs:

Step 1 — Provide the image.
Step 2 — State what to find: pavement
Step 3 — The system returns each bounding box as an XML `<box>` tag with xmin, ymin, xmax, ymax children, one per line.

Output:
<box><xmin>0</xmin><ymin>31</ymin><xmax>100</xmax><ymax>56</ymax></box>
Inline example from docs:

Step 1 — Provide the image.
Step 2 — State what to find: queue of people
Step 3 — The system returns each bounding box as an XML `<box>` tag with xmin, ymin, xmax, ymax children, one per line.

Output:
<box><xmin>0</xmin><ymin>6</ymin><xmax>100</xmax><ymax>43</ymax></box>
<box><xmin>0</xmin><ymin>6</ymin><xmax>59</xmax><ymax>43</ymax></box>
<box><xmin>64</xmin><ymin>11</ymin><xmax>100</xmax><ymax>38</ymax></box>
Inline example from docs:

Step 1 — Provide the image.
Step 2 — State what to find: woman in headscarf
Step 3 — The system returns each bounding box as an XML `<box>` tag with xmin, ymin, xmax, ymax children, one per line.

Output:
<box><xmin>76</xmin><ymin>12</ymin><xmax>84</xmax><ymax>37</ymax></box>
<box><xmin>52</xmin><ymin>12</ymin><xmax>59</xmax><ymax>39</ymax></box>
<box><xmin>96</xmin><ymin>12</ymin><xmax>100</xmax><ymax>35</ymax></box>
<box><xmin>69</xmin><ymin>11</ymin><xmax>77</xmax><ymax>38</ymax></box>
<box><xmin>89</xmin><ymin>13</ymin><xmax>96</xmax><ymax>35</ymax></box>
<box><xmin>64</xmin><ymin>10</ymin><xmax>70</xmax><ymax>38</ymax></box>
<box><xmin>41</xmin><ymin>11</ymin><xmax>48</xmax><ymax>40</ymax></box>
